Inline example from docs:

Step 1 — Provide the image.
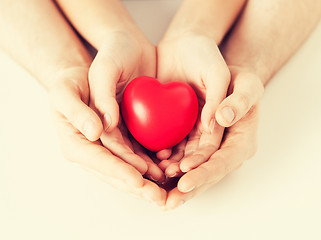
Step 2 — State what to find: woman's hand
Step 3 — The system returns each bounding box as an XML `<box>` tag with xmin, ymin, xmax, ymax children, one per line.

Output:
<box><xmin>87</xmin><ymin>31</ymin><xmax>165</xmax><ymax>183</ymax></box>
<box><xmin>49</xmin><ymin>66</ymin><xmax>166</xmax><ymax>205</ymax></box>
<box><xmin>156</xmin><ymin>32</ymin><xmax>230</xmax><ymax>177</ymax></box>
<box><xmin>163</xmin><ymin>67</ymin><xmax>264</xmax><ymax>209</ymax></box>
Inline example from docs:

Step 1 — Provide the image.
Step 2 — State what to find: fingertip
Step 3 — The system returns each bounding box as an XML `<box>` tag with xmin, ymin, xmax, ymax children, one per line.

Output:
<box><xmin>178</xmin><ymin>183</ymin><xmax>195</xmax><ymax>193</ymax></box>
<box><xmin>164</xmin><ymin>188</ymin><xmax>185</xmax><ymax>210</ymax></box>
<box><xmin>104</xmin><ymin>99</ymin><xmax>120</xmax><ymax>132</ymax></box>
<box><xmin>102</xmin><ymin>113</ymin><xmax>112</xmax><ymax>131</ymax></box>
<box><xmin>137</xmin><ymin>159</ymin><xmax>149</xmax><ymax>176</ymax></box>
<box><xmin>158</xmin><ymin>160</ymin><xmax>171</xmax><ymax>171</ymax></box>
<box><xmin>200</xmin><ymin>102</ymin><xmax>215</xmax><ymax>133</ymax></box>
<box><xmin>129</xmin><ymin>171</ymin><xmax>145</xmax><ymax>189</ymax></box>
<box><xmin>179</xmin><ymin>161</ymin><xmax>191</xmax><ymax>173</ymax></box>
<box><xmin>165</xmin><ymin>163</ymin><xmax>181</xmax><ymax>178</ymax></box>
<box><xmin>156</xmin><ymin>148</ymin><xmax>172</xmax><ymax>160</ymax></box>
<box><xmin>92</xmin><ymin>96</ymin><xmax>119</xmax><ymax>133</ymax></box>
<box><xmin>146</xmin><ymin>162</ymin><xmax>165</xmax><ymax>183</ymax></box>
<box><xmin>215</xmin><ymin>105</ymin><xmax>235</xmax><ymax>127</ymax></box>
<box><xmin>83</xmin><ymin>118</ymin><xmax>103</xmax><ymax>141</ymax></box>
<box><xmin>177</xmin><ymin>175</ymin><xmax>195</xmax><ymax>193</ymax></box>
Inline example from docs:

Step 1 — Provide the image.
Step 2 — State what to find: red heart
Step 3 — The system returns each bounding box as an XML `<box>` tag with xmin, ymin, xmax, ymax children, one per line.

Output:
<box><xmin>121</xmin><ymin>76</ymin><xmax>198</xmax><ymax>151</ymax></box>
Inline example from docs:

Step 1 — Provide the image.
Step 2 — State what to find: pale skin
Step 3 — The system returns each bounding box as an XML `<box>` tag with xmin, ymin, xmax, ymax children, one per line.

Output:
<box><xmin>1</xmin><ymin>0</ymin><xmax>320</xmax><ymax>209</ymax></box>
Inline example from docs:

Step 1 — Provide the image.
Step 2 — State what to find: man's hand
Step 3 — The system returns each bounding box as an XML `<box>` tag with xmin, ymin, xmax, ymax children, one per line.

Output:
<box><xmin>49</xmin><ymin>67</ymin><xmax>166</xmax><ymax>205</ymax></box>
<box><xmin>163</xmin><ymin>68</ymin><xmax>264</xmax><ymax>209</ymax></box>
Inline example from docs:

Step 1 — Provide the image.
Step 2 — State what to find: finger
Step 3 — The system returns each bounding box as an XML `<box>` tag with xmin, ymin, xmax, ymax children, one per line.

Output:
<box><xmin>158</xmin><ymin>139</ymin><xmax>186</xmax><ymax>170</ymax></box>
<box><xmin>162</xmin><ymin>139</ymin><xmax>187</xmax><ymax>177</ymax></box>
<box><xmin>215</xmin><ymin>71</ymin><xmax>264</xmax><ymax>127</ymax></box>
<box><xmin>165</xmin><ymin>163</ymin><xmax>184</xmax><ymax>178</ymax></box>
<box><xmin>53</xmin><ymin>111</ymin><xmax>144</xmax><ymax>189</ymax></box>
<box><xmin>158</xmin><ymin>159</ymin><xmax>172</xmax><ymax>172</ymax></box>
<box><xmin>145</xmin><ymin>162</ymin><xmax>166</xmax><ymax>183</ymax></box>
<box><xmin>180</xmin><ymin>121</ymin><xmax>224</xmax><ymax>172</ymax></box>
<box><xmin>49</xmin><ymin>83</ymin><xmax>103</xmax><ymax>142</ymax></box>
<box><xmin>177</xmin><ymin>142</ymin><xmax>248</xmax><ymax>193</ymax></box>
<box><xmin>156</xmin><ymin>148</ymin><xmax>172</xmax><ymax>160</ymax></box>
<box><xmin>136</xmin><ymin>179</ymin><xmax>167</xmax><ymax>206</ymax></box>
<box><xmin>184</xmin><ymin>121</ymin><xmax>202</xmax><ymax>157</ymax></box>
<box><xmin>131</xmin><ymin>140</ymin><xmax>166</xmax><ymax>183</ymax></box>
<box><xmin>201</xmin><ymin>57</ymin><xmax>230</xmax><ymax>133</ymax></box>
<box><xmin>81</xmin><ymin>162</ymin><xmax>166</xmax><ymax>206</ymax></box>
<box><xmin>100</xmin><ymin>129</ymin><xmax>148</xmax><ymax>175</ymax></box>
<box><xmin>164</xmin><ymin>184</ymin><xmax>210</xmax><ymax>210</ymax></box>
<box><xmin>168</xmin><ymin>138</ymin><xmax>187</xmax><ymax>162</ymax></box>
<box><xmin>88</xmin><ymin>52</ymin><xmax>120</xmax><ymax>132</ymax></box>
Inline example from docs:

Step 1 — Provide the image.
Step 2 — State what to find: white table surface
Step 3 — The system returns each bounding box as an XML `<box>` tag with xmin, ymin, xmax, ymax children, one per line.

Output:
<box><xmin>1</xmin><ymin>1</ymin><xmax>321</xmax><ymax>240</ymax></box>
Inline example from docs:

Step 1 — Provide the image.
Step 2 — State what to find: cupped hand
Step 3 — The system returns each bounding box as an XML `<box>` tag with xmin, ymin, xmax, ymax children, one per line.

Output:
<box><xmin>156</xmin><ymin>32</ymin><xmax>231</xmax><ymax>177</ymax></box>
<box><xmin>49</xmin><ymin>66</ymin><xmax>166</xmax><ymax>206</ymax></box>
<box><xmin>89</xmin><ymin>31</ymin><xmax>165</xmax><ymax>183</ymax></box>
<box><xmin>163</xmin><ymin>67</ymin><xmax>264</xmax><ymax>209</ymax></box>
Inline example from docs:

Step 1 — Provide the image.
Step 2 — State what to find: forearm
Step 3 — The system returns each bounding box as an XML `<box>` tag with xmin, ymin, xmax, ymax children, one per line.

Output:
<box><xmin>55</xmin><ymin>0</ymin><xmax>148</xmax><ymax>49</ymax></box>
<box><xmin>0</xmin><ymin>0</ymin><xmax>91</xmax><ymax>90</ymax></box>
<box><xmin>221</xmin><ymin>0</ymin><xmax>321</xmax><ymax>85</ymax></box>
<box><xmin>163</xmin><ymin>0</ymin><xmax>246</xmax><ymax>43</ymax></box>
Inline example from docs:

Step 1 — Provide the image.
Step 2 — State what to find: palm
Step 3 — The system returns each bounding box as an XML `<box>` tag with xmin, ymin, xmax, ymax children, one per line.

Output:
<box><xmin>157</xmin><ymin>33</ymin><xmax>230</xmax><ymax>177</ymax></box>
<box><xmin>163</xmin><ymin>104</ymin><xmax>260</xmax><ymax>209</ymax></box>
<box><xmin>50</xmin><ymin>68</ymin><xmax>167</xmax><ymax>205</ymax></box>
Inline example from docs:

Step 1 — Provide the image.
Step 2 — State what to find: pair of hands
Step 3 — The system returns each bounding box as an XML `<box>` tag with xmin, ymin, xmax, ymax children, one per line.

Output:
<box><xmin>49</xmin><ymin>30</ymin><xmax>264</xmax><ymax>209</ymax></box>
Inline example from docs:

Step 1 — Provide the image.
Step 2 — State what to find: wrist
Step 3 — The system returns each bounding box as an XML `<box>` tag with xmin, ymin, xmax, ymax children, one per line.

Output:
<box><xmin>99</xmin><ymin>27</ymin><xmax>152</xmax><ymax>51</ymax></box>
<box><xmin>163</xmin><ymin>0</ymin><xmax>246</xmax><ymax>45</ymax></box>
<box><xmin>159</xmin><ymin>28</ymin><xmax>217</xmax><ymax>45</ymax></box>
<box><xmin>162</xmin><ymin>26</ymin><xmax>221</xmax><ymax>44</ymax></box>
<box><xmin>56</xmin><ymin>0</ymin><xmax>150</xmax><ymax>50</ymax></box>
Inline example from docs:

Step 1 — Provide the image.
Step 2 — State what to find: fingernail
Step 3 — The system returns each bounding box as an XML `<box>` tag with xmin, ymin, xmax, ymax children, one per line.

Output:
<box><xmin>148</xmin><ymin>175</ymin><xmax>158</xmax><ymax>182</ymax></box>
<box><xmin>222</xmin><ymin>107</ymin><xmax>235</xmax><ymax>123</ymax></box>
<box><xmin>167</xmin><ymin>172</ymin><xmax>177</xmax><ymax>178</ymax></box>
<box><xmin>180</xmin><ymin>164</ymin><xmax>190</xmax><ymax>173</ymax></box>
<box><xmin>103</xmin><ymin>113</ymin><xmax>112</xmax><ymax>131</ymax></box>
<box><xmin>184</xmin><ymin>186</ymin><xmax>195</xmax><ymax>192</ymax></box>
<box><xmin>84</xmin><ymin>119</ymin><xmax>95</xmax><ymax>138</ymax></box>
<box><xmin>209</xmin><ymin>118</ymin><xmax>215</xmax><ymax>134</ymax></box>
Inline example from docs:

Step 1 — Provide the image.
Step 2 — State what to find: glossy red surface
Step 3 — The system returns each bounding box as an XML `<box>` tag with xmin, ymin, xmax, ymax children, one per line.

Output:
<box><xmin>121</xmin><ymin>76</ymin><xmax>198</xmax><ymax>151</ymax></box>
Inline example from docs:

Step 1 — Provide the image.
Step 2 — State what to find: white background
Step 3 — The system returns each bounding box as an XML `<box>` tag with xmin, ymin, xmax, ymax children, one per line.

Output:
<box><xmin>1</xmin><ymin>1</ymin><xmax>321</xmax><ymax>239</ymax></box>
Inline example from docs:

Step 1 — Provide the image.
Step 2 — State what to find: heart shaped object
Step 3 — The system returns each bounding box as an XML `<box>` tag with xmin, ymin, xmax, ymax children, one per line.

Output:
<box><xmin>121</xmin><ymin>76</ymin><xmax>198</xmax><ymax>151</ymax></box>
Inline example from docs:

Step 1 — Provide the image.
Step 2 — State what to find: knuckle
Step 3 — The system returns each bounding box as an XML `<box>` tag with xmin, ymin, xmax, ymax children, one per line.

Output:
<box><xmin>67</xmin><ymin>109</ymin><xmax>83</xmax><ymax>127</ymax></box>
<box><xmin>119</xmin><ymin>150</ymin><xmax>135</xmax><ymax>161</ymax></box>
<box><xmin>235</xmin><ymin>92</ymin><xmax>250</xmax><ymax>113</ymax></box>
<box><xmin>200</xmin><ymin>142</ymin><xmax>219</xmax><ymax>151</ymax></box>
<box><xmin>222</xmin><ymin>68</ymin><xmax>231</xmax><ymax>83</ymax></box>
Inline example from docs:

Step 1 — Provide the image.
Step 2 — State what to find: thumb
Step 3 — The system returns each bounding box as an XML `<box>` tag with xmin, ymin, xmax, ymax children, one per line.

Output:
<box><xmin>215</xmin><ymin>71</ymin><xmax>264</xmax><ymax>127</ymax></box>
<box><xmin>49</xmin><ymin>83</ymin><xmax>103</xmax><ymax>142</ymax></box>
<box><xmin>89</xmin><ymin>53</ymin><xmax>120</xmax><ymax>132</ymax></box>
<box><xmin>201</xmin><ymin>62</ymin><xmax>231</xmax><ymax>133</ymax></box>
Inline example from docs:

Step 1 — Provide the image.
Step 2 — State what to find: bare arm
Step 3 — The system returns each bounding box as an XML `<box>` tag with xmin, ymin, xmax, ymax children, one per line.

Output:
<box><xmin>163</xmin><ymin>0</ymin><xmax>247</xmax><ymax>43</ymax></box>
<box><xmin>221</xmin><ymin>0</ymin><xmax>321</xmax><ymax>85</ymax></box>
<box><xmin>55</xmin><ymin>0</ymin><xmax>148</xmax><ymax>49</ymax></box>
<box><xmin>0</xmin><ymin>0</ymin><xmax>166</xmax><ymax>205</ymax></box>
<box><xmin>163</xmin><ymin>0</ymin><xmax>321</xmax><ymax>209</ymax></box>
<box><xmin>0</xmin><ymin>0</ymin><xmax>91</xmax><ymax>90</ymax></box>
